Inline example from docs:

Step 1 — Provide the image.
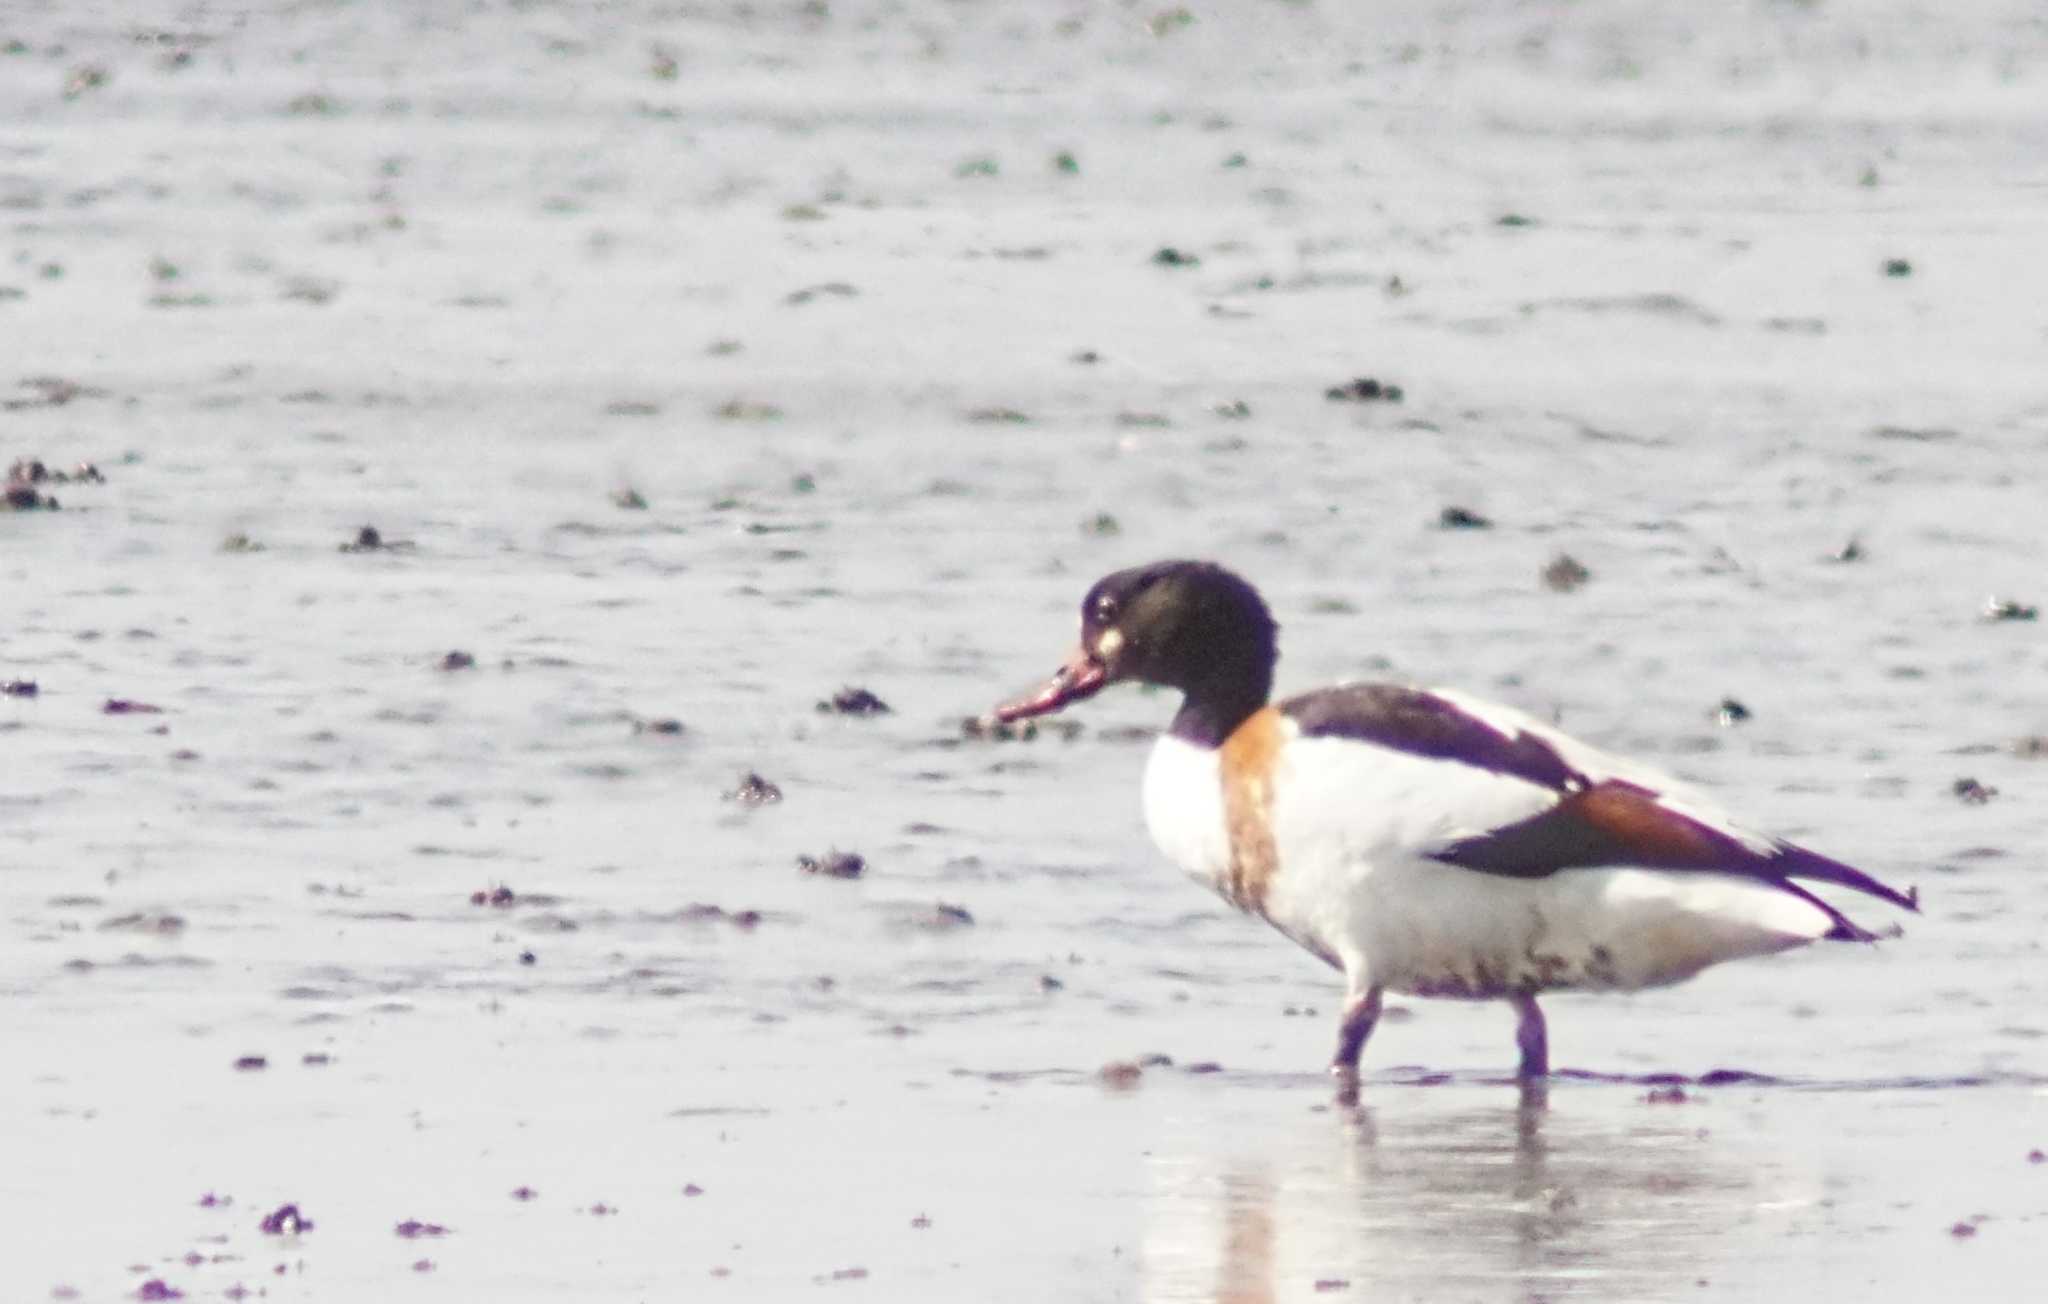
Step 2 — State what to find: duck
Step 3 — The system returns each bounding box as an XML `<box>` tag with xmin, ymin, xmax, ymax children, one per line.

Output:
<box><xmin>992</xmin><ymin>559</ymin><xmax>1916</xmax><ymax>1093</ymax></box>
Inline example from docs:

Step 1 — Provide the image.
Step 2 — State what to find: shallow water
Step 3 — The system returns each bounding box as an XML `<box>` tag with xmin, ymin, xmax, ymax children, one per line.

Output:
<box><xmin>4</xmin><ymin>1</ymin><xmax>2047</xmax><ymax>1299</ymax></box>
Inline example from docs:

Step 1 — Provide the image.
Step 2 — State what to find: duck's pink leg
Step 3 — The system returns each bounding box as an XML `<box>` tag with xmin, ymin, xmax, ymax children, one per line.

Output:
<box><xmin>1512</xmin><ymin>993</ymin><xmax>1549</xmax><ymax>1079</ymax></box>
<box><xmin>1329</xmin><ymin>984</ymin><xmax>1383</xmax><ymax>1100</ymax></box>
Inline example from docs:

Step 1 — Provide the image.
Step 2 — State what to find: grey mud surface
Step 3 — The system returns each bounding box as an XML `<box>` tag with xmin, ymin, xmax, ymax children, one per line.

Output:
<box><xmin>3</xmin><ymin>1</ymin><xmax>2046</xmax><ymax>1300</ymax></box>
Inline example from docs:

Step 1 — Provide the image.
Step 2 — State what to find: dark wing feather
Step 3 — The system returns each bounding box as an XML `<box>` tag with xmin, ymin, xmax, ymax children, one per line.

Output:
<box><xmin>1431</xmin><ymin>780</ymin><xmax>1918</xmax><ymax>938</ymax></box>
<box><xmin>1284</xmin><ymin>683</ymin><xmax>1585</xmax><ymax>791</ymax></box>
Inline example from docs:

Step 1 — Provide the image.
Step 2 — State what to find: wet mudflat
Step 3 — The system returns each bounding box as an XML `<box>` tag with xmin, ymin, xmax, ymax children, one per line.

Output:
<box><xmin>4</xmin><ymin>1</ymin><xmax>2048</xmax><ymax>1299</ymax></box>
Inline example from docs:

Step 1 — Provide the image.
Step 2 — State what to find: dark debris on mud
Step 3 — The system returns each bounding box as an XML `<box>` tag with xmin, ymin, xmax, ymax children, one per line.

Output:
<box><xmin>1952</xmin><ymin>777</ymin><xmax>1998</xmax><ymax>804</ymax></box>
<box><xmin>1542</xmin><ymin>553</ymin><xmax>1592</xmax><ymax>592</ymax></box>
<box><xmin>961</xmin><ymin>714</ymin><xmax>1082</xmax><ymax>742</ymax></box>
<box><xmin>6</xmin><ymin>456</ymin><xmax>104</xmax><ymax>511</ymax></box>
<box><xmin>818</xmin><ymin>686</ymin><xmax>891</xmax><ymax>716</ymax></box>
<box><xmin>675</xmin><ymin>903</ymin><xmax>763</xmax><ymax>929</ymax></box>
<box><xmin>725</xmin><ymin>771</ymin><xmax>782</xmax><ymax>804</ymax></box>
<box><xmin>339</xmin><ymin>525</ymin><xmax>413</xmax><ymax>553</ymax></box>
<box><xmin>1325</xmin><ymin>376</ymin><xmax>1403</xmax><ymax>403</ymax></box>
<box><xmin>394</xmin><ymin>1218</ymin><xmax>450</xmax><ymax>1239</ymax></box>
<box><xmin>799</xmin><ymin>850</ymin><xmax>865</xmax><ymax>879</ymax></box>
<box><xmin>1982</xmin><ymin>596</ymin><xmax>2037</xmax><ymax>623</ymax></box>
<box><xmin>258</xmin><ymin>1203</ymin><xmax>313</xmax><ymax>1235</ymax></box>
<box><xmin>918</xmin><ymin>902</ymin><xmax>974</xmax><ymax>930</ymax></box>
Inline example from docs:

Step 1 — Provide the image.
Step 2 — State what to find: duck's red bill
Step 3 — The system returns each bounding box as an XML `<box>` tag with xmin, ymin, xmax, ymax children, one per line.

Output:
<box><xmin>993</xmin><ymin>648</ymin><xmax>1108</xmax><ymax>721</ymax></box>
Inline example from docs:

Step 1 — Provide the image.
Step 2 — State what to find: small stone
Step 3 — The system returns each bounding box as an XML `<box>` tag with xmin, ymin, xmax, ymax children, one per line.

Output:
<box><xmin>683</xmin><ymin>1183</ymin><xmax>704</xmax><ymax>1197</ymax></box>
<box><xmin>1</xmin><ymin>679</ymin><xmax>37</xmax><ymax>697</ymax></box>
<box><xmin>636</xmin><ymin>717</ymin><xmax>685</xmax><ymax>735</ymax></box>
<box><xmin>1715</xmin><ymin>699</ymin><xmax>1751</xmax><ymax>726</ymax></box>
<box><xmin>1542</xmin><ymin>554</ymin><xmax>1592</xmax><ymax>592</ymax></box>
<box><xmin>340</xmin><ymin>525</ymin><xmax>383</xmax><ymax>552</ymax></box>
<box><xmin>725</xmin><ymin>772</ymin><xmax>783</xmax><ymax>804</ymax></box>
<box><xmin>910</xmin><ymin>1214</ymin><xmax>931</xmax><ymax>1229</ymax></box>
<box><xmin>1097</xmin><ymin>1060</ymin><xmax>1143</xmax><ymax>1088</ymax></box>
<box><xmin>1949</xmin><ymin>1220</ymin><xmax>1978</xmax><ymax>1239</ymax></box>
<box><xmin>1643</xmin><ymin>1085</ymin><xmax>1689</xmax><ymax>1104</ymax></box>
<box><xmin>103</xmin><ymin>698</ymin><xmax>165</xmax><ymax>715</ymax></box>
<box><xmin>1883</xmin><ymin>258</ymin><xmax>1913</xmax><ymax>278</ymax></box>
<box><xmin>438</xmin><ymin>650</ymin><xmax>476</xmax><ymax>672</ymax></box>
<box><xmin>1082</xmin><ymin>511</ymin><xmax>1121</xmax><ymax>537</ymax></box>
<box><xmin>612</xmin><ymin>487</ymin><xmax>649</xmax><ymax>510</ymax></box>
<box><xmin>1983</xmin><ymin>597</ymin><xmax>2038</xmax><ymax>623</ymax></box>
<box><xmin>1830</xmin><ymin>537</ymin><xmax>1864</xmax><ymax>563</ymax></box>
<box><xmin>233</xmin><ymin>1056</ymin><xmax>267</xmax><ymax>1072</ymax></box>
<box><xmin>258</xmin><ymin>1204</ymin><xmax>313</xmax><ymax>1235</ymax></box>
<box><xmin>1151</xmin><ymin>246</ymin><xmax>1200</xmax><ymax>267</ymax></box>
<box><xmin>1039</xmin><ymin>974</ymin><xmax>1064</xmax><ymax>992</ymax></box>
<box><xmin>1437</xmin><ymin>506</ymin><xmax>1491</xmax><ymax>530</ymax></box>
<box><xmin>511</xmin><ymin>1186</ymin><xmax>539</xmax><ymax>1201</ymax></box>
<box><xmin>220</xmin><ymin>533</ymin><xmax>266</xmax><ymax>553</ymax></box>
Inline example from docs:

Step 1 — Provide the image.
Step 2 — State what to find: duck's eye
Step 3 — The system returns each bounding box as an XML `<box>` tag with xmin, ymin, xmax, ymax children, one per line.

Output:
<box><xmin>1092</xmin><ymin>594</ymin><xmax>1119</xmax><ymax>623</ymax></box>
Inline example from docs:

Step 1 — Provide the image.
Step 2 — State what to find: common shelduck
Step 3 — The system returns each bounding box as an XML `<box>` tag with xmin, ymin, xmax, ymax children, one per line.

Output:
<box><xmin>992</xmin><ymin>560</ymin><xmax>1916</xmax><ymax>1092</ymax></box>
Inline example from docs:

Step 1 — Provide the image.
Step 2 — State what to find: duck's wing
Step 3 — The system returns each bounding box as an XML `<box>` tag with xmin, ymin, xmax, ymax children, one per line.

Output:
<box><xmin>1280</xmin><ymin>683</ymin><xmax>1917</xmax><ymax>938</ymax></box>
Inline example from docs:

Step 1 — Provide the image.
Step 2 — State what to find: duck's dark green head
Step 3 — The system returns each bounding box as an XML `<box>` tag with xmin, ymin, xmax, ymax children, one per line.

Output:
<box><xmin>994</xmin><ymin>560</ymin><xmax>1278</xmax><ymax>739</ymax></box>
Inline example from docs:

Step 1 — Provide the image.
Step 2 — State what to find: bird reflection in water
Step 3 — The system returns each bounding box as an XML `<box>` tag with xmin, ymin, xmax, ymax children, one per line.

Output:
<box><xmin>1157</xmin><ymin>1083</ymin><xmax>1749</xmax><ymax>1304</ymax></box>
